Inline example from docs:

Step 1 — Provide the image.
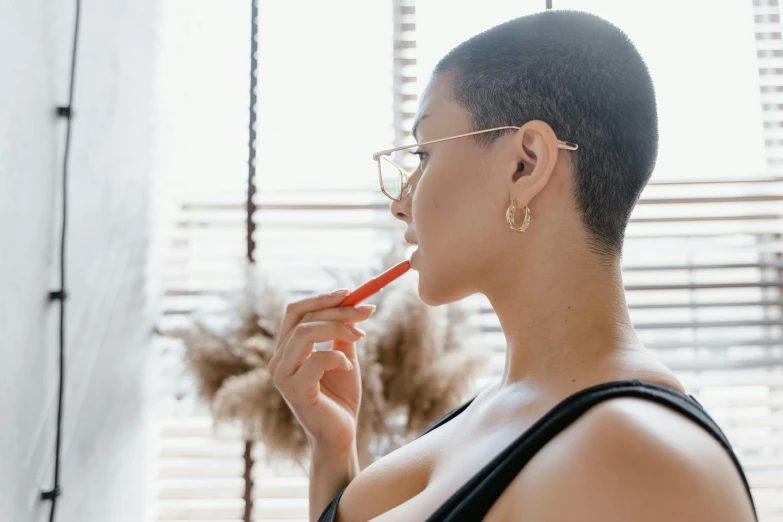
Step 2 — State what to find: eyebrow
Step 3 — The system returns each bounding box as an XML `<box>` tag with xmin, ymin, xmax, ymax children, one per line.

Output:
<box><xmin>411</xmin><ymin>114</ymin><xmax>429</xmax><ymax>142</ymax></box>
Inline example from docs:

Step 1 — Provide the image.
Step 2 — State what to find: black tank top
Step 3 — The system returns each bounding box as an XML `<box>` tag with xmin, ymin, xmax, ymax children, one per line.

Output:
<box><xmin>317</xmin><ymin>380</ymin><xmax>758</xmax><ymax>521</ymax></box>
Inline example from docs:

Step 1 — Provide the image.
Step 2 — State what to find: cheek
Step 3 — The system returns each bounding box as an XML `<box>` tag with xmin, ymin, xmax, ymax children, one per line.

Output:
<box><xmin>412</xmin><ymin>179</ymin><xmax>503</xmax><ymax>303</ymax></box>
<box><xmin>410</xmin><ymin>167</ymin><xmax>440</xmax><ymax>239</ymax></box>
<box><xmin>412</xmin><ymin>165</ymin><xmax>457</xmax><ymax>246</ymax></box>
<box><xmin>413</xmin><ymin>158</ymin><xmax>497</xmax><ymax>260</ymax></box>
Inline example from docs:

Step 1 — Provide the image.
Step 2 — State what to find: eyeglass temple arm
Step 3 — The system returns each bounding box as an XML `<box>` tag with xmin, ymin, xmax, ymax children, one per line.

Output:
<box><xmin>372</xmin><ymin>126</ymin><xmax>578</xmax><ymax>159</ymax></box>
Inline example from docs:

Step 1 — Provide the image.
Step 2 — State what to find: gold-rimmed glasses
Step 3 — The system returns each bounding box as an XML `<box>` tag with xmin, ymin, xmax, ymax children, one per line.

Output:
<box><xmin>372</xmin><ymin>126</ymin><xmax>579</xmax><ymax>201</ymax></box>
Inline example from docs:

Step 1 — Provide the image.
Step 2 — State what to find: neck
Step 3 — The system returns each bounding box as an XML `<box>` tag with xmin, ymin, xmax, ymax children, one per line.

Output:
<box><xmin>482</xmin><ymin>239</ymin><xmax>643</xmax><ymax>391</ymax></box>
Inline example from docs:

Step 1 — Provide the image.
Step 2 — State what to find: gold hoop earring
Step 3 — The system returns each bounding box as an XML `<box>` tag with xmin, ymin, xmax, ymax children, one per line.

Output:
<box><xmin>506</xmin><ymin>199</ymin><xmax>531</xmax><ymax>232</ymax></box>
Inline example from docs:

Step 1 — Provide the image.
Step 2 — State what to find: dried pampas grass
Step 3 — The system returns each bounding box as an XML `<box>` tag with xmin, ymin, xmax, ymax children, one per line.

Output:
<box><xmin>168</xmin><ymin>246</ymin><xmax>488</xmax><ymax>469</ymax></box>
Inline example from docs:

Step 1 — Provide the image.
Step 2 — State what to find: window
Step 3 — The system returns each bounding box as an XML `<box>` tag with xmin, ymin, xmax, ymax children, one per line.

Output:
<box><xmin>151</xmin><ymin>1</ymin><xmax>783</xmax><ymax>520</ymax></box>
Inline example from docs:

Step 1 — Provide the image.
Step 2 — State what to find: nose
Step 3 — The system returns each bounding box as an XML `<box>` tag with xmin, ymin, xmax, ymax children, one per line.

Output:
<box><xmin>389</xmin><ymin>179</ymin><xmax>413</xmax><ymax>224</ymax></box>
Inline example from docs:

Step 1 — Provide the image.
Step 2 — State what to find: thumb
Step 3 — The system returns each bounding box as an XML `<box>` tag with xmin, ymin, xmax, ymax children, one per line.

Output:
<box><xmin>331</xmin><ymin>321</ymin><xmax>360</xmax><ymax>360</ymax></box>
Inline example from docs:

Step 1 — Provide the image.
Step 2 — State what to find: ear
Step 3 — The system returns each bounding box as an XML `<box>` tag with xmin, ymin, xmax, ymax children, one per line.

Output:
<box><xmin>507</xmin><ymin>120</ymin><xmax>560</xmax><ymax>207</ymax></box>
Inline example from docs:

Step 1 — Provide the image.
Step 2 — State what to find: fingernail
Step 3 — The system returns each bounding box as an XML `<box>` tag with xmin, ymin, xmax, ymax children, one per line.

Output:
<box><xmin>348</xmin><ymin>325</ymin><xmax>366</xmax><ymax>337</ymax></box>
<box><xmin>356</xmin><ymin>304</ymin><xmax>376</xmax><ymax>312</ymax></box>
<box><xmin>345</xmin><ymin>360</ymin><xmax>354</xmax><ymax>371</ymax></box>
<box><xmin>328</xmin><ymin>288</ymin><xmax>351</xmax><ymax>296</ymax></box>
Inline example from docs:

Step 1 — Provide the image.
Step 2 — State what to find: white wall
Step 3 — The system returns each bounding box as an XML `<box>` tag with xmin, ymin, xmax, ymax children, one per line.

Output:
<box><xmin>0</xmin><ymin>0</ymin><xmax>158</xmax><ymax>521</ymax></box>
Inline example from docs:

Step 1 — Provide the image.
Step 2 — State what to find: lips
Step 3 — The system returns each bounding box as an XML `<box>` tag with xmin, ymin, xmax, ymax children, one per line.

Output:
<box><xmin>404</xmin><ymin>234</ymin><xmax>418</xmax><ymax>245</ymax></box>
<box><xmin>404</xmin><ymin>241</ymin><xmax>418</xmax><ymax>265</ymax></box>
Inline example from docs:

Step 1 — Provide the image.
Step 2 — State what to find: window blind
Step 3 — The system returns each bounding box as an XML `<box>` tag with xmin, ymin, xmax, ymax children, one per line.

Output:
<box><xmin>153</xmin><ymin>0</ymin><xmax>401</xmax><ymax>520</ymax></box>
<box><xmin>152</xmin><ymin>1</ymin><xmax>783</xmax><ymax>521</ymax></box>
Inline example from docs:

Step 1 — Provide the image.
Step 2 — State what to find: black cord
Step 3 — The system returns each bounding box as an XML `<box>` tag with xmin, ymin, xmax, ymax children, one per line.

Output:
<box><xmin>242</xmin><ymin>4</ymin><xmax>260</xmax><ymax>522</ymax></box>
<box><xmin>247</xmin><ymin>0</ymin><xmax>259</xmax><ymax>264</ymax></box>
<box><xmin>42</xmin><ymin>1</ymin><xmax>81</xmax><ymax>520</ymax></box>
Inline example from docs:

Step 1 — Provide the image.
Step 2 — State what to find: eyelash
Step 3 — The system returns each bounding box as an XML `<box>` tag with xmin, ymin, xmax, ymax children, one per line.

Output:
<box><xmin>409</xmin><ymin>149</ymin><xmax>429</xmax><ymax>160</ymax></box>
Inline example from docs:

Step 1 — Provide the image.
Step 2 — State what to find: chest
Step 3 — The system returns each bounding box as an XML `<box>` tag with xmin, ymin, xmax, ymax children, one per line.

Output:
<box><xmin>336</xmin><ymin>402</ymin><xmax>540</xmax><ymax>522</ymax></box>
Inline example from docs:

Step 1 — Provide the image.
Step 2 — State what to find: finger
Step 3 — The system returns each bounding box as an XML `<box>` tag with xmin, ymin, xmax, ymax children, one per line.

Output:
<box><xmin>278</xmin><ymin>290</ymin><xmax>352</xmax><ymax>350</ymax></box>
<box><xmin>332</xmin><ymin>320</ymin><xmax>362</xmax><ymax>361</ymax></box>
<box><xmin>275</xmin><ymin>305</ymin><xmax>374</xmax><ymax>365</ymax></box>
<box><xmin>300</xmin><ymin>304</ymin><xmax>376</xmax><ymax>327</ymax></box>
<box><xmin>289</xmin><ymin>350</ymin><xmax>354</xmax><ymax>399</ymax></box>
<box><xmin>275</xmin><ymin>321</ymin><xmax>364</xmax><ymax>380</ymax></box>
<box><xmin>273</xmin><ymin>303</ymin><xmax>374</xmax><ymax>371</ymax></box>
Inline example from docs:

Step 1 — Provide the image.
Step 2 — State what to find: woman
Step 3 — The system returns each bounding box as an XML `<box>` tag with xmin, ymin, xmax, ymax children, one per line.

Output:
<box><xmin>269</xmin><ymin>10</ymin><xmax>758</xmax><ymax>522</ymax></box>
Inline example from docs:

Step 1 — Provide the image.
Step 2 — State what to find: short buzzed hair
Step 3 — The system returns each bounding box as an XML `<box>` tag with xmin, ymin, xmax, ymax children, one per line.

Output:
<box><xmin>433</xmin><ymin>10</ymin><xmax>659</xmax><ymax>258</ymax></box>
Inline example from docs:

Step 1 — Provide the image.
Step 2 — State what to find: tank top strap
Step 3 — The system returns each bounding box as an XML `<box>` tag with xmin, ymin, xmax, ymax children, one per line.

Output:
<box><xmin>429</xmin><ymin>379</ymin><xmax>757</xmax><ymax>521</ymax></box>
<box><xmin>415</xmin><ymin>394</ymin><xmax>479</xmax><ymax>440</ymax></box>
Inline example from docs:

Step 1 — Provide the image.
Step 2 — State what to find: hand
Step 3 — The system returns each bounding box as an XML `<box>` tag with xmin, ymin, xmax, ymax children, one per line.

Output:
<box><xmin>269</xmin><ymin>289</ymin><xmax>375</xmax><ymax>454</ymax></box>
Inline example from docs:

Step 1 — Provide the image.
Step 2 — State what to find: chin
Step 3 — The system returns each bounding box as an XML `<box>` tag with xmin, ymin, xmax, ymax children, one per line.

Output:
<box><xmin>414</xmin><ymin>254</ymin><xmax>470</xmax><ymax>306</ymax></box>
<box><xmin>417</xmin><ymin>281</ymin><xmax>445</xmax><ymax>306</ymax></box>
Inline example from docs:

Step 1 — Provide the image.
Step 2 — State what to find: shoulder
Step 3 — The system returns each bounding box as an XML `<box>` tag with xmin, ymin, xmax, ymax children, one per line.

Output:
<box><xmin>489</xmin><ymin>397</ymin><xmax>756</xmax><ymax>522</ymax></box>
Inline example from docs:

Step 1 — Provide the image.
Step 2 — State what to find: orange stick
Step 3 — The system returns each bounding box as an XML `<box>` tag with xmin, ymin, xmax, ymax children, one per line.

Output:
<box><xmin>338</xmin><ymin>260</ymin><xmax>412</xmax><ymax>307</ymax></box>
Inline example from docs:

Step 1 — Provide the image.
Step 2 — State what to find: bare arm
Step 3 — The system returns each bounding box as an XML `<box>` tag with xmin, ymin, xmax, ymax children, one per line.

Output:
<box><xmin>309</xmin><ymin>443</ymin><xmax>361</xmax><ymax>522</ymax></box>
